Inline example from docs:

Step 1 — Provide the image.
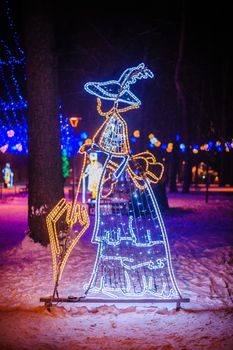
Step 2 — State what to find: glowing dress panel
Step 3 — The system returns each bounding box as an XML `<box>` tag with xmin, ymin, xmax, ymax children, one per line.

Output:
<box><xmin>84</xmin><ymin>109</ymin><xmax>180</xmax><ymax>299</ymax></box>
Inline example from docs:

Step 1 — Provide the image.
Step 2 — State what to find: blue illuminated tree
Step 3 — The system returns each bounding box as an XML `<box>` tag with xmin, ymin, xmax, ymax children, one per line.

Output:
<box><xmin>0</xmin><ymin>0</ymin><xmax>89</xmax><ymax>245</ymax></box>
<box><xmin>0</xmin><ymin>1</ymin><xmax>86</xmax><ymax>157</ymax></box>
<box><xmin>0</xmin><ymin>0</ymin><xmax>28</xmax><ymax>154</ymax></box>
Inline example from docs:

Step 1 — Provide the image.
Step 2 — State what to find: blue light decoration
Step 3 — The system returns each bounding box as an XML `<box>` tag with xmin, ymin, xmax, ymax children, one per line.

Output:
<box><xmin>59</xmin><ymin>110</ymin><xmax>88</xmax><ymax>158</ymax></box>
<box><xmin>0</xmin><ymin>0</ymin><xmax>28</xmax><ymax>155</ymax></box>
<box><xmin>0</xmin><ymin>1</ymin><xmax>87</xmax><ymax>157</ymax></box>
<box><xmin>0</xmin><ymin>109</ymin><xmax>87</xmax><ymax>157</ymax></box>
<box><xmin>176</xmin><ymin>134</ymin><xmax>180</xmax><ymax>142</ymax></box>
<box><xmin>130</xmin><ymin>136</ymin><xmax>137</xmax><ymax>143</ymax></box>
<box><xmin>148</xmin><ymin>134</ymin><xmax>233</xmax><ymax>154</ymax></box>
<box><xmin>179</xmin><ymin>143</ymin><xmax>186</xmax><ymax>153</ymax></box>
<box><xmin>80</xmin><ymin>131</ymin><xmax>88</xmax><ymax>140</ymax></box>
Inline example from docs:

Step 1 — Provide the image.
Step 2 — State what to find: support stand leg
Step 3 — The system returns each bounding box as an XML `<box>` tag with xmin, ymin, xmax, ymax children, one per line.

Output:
<box><xmin>176</xmin><ymin>300</ymin><xmax>181</xmax><ymax>311</ymax></box>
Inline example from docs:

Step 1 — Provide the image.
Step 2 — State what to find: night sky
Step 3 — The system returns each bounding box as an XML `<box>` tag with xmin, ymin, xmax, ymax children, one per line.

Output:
<box><xmin>2</xmin><ymin>0</ymin><xmax>233</xmax><ymax>143</ymax></box>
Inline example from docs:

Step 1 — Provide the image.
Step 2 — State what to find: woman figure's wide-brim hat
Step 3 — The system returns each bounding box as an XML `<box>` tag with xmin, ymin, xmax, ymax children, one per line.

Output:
<box><xmin>84</xmin><ymin>63</ymin><xmax>154</xmax><ymax>106</ymax></box>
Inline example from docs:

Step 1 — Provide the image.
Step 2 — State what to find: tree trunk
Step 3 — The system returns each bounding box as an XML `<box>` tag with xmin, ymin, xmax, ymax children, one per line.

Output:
<box><xmin>23</xmin><ymin>1</ymin><xmax>64</xmax><ymax>245</ymax></box>
<box><xmin>174</xmin><ymin>0</ymin><xmax>191</xmax><ymax>193</ymax></box>
<box><xmin>219</xmin><ymin>62</ymin><xmax>228</xmax><ymax>187</ymax></box>
<box><xmin>153</xmin><ymin>181</ymin><xmax>169</xmax><ymax>211</ymax></box>
<box><xmin>182</xmin><ymin>150</ymin><xmax>192</xmax><ymax>193</ymax></box>
<box><xmin>169</xmin><ymin>141</ymin><xmax>179</xmax><ymax>192</ymax></box>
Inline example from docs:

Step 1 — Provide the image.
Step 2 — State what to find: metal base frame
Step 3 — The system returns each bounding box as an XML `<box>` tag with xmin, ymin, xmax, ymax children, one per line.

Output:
<box><xmin>40</xmin><ymin>296</ymin><xmax>190</xmax><ymax>311</ymax></box>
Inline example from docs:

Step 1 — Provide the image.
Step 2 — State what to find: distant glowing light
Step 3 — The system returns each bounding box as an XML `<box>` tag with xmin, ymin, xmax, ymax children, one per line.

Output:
<box><xmin>166</xmin><ymin>143</ymin><xmax>173</xmax><ymax>153</ymax></box>
<box><xmin>69</xmin><ymin>116</ymin><xmax>79</xmax><ymax>127</ymax></box>
<box><xmin>133</xmin><ymin>130</ymin><xmax>140</xmax><ymax>138</ymax></box>
<box><xmin>217</xmin><ymin>146</ymin><xmax>223</xmax><ymax>152</ymax></box>
<box><xmin>80</xmin><ymin>132</ymin><xmax>88</xmax><ymax>140</ymax></box>
<box><xmin>16</xmin><ymin>143</ymin><xmax>22</xmax><ymax>152</ymax></box>
<box><xmin>130</xmin><ymin>136</ymin><xmax>137</xmax><ymax>143</ymax></box>
<box><xmin>85</xmin><ymin>138</ymin><xmax>92</xmax><ymax>145</ymax></box>
<box><xmin>208</xmin><ymin>141</ymin><xmax>214</xmax><ymax>149</ymax></box>
<box><xmin>7</xmin><ymin>130</ymin><xmax>15</xmax><ymax>137</ymax></box>
<box><xmin>0</xmin><ymin>144</ymin><xmax>9</xmax><ymax>153</ymax></box>
<box><xmin>180</xmin><ymin>143</ymin><xmax>186</xmax><ymax>152</ymax></box>
<box><xmin>150</xmin><ymin>137</ymin><xmax>157</xmax><ymax>144</ymax></box>
<box><xmin>192</xmin><ymin>144</ymin><xmax>199</xmax><ymax>154</ymax></box>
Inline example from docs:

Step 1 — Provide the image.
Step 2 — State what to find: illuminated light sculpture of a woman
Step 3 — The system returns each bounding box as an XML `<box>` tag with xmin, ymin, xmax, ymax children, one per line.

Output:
<box><xmin>81</xmin><ymin>63</ymin><xmax>182</xmax><ymax>300</ymax></box>
<box><xmin>44</xmin><ymin>63</ymin><xmax>188</xmax><ymax>306</ymax></box>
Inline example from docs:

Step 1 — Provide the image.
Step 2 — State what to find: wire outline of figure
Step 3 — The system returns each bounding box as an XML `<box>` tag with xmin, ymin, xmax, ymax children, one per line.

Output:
<box><xmin>2</xmin><ymin>163</ymin><xmax>14</xmax><ymax>188</ymax></box>
<box><xmin>82</xmin><ymin>63</ymin><xmax>182</xmax><ymax>299</ymax></box>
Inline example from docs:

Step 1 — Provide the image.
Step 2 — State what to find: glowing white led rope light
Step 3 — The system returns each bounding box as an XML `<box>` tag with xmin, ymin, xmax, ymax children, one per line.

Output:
<box><xmin>84</xmin><ymin>63</ymin><xmax>154</xmax><ymax>106</ymax></box>
<box><xmin>145</xmin><ymin>178</ymin><xmax>182</xmax><ymax>297</ymax></box>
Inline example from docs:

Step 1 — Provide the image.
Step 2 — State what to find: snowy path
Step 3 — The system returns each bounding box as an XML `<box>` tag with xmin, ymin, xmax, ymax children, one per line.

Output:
<box><xmin>0</xmin><ymin>195</ymin><xmax>28</xmax><ymax>251</ymax></box>
<box><xmin>0</xmin><ymin>192</ymin><xmax>233</xmax><ymax>349</ymax></box>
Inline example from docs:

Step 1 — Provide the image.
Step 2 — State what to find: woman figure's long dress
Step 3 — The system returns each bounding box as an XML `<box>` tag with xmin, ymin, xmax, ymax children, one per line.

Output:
<box><xmin>84</xmin><ymin>110</ymin><xmax>181</xmax><ymax>299</ymax></box>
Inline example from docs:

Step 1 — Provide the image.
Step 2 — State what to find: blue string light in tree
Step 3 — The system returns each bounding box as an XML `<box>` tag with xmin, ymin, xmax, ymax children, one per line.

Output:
<box><xmin>0</xmin><ymin>0</ymin><xmax>28</xmax><ymax>154</ymax></box>
<box><xmin>0</xmin><ymin>1</ymin><xmax>87</xmax><ymax>157</ymax></box>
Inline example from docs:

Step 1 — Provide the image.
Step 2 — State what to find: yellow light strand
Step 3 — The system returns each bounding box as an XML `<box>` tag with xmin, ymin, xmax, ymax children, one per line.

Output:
<box><xmin>97</xmin><ymin>97</ymin><xmax>114</xmax><ymax>117</ymax></box>
<box><xmin>97</xmin><ymin>97</ymin><xmax>139</xmax><ymax>117</ymax></box>
<box><xmin>126</xmin><ymin>151</ymin><xmax>164</xmax><ymax>190</ymax></box>
<box><xmin>47</xmin><ymin>200</ymin><xmax>90</xmax><ymax>284</ymax></box>
<box><xmin>46</xmin><ymin>150</ymin><xmax>90</xmax><ymax>284</ymax></box>
<box><xmin>59</xmin><ymin>206</ymin><xmax>90</xmax><ymax>280</ymax></box>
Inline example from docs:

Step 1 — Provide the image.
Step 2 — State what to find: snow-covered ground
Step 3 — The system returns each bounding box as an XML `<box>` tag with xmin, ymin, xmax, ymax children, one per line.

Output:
<box><xmin>0</xmin><ymin>189</ymin><xmax>233</xmax><ymax>349</ymax></box>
